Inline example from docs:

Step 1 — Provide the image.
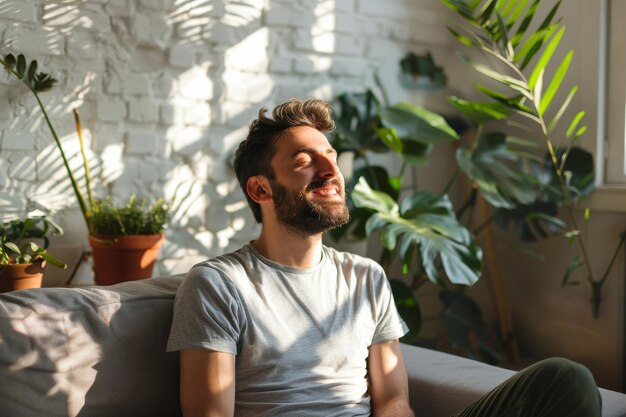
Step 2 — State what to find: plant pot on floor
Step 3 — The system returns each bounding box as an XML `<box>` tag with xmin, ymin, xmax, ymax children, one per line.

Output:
<box><xmin>0</xmin><ymin>260</ymin><xmax>45</xmax><ymax>292</ymax></box>
<box><xmin>88</xmin><ymin>233</ymin><xmax>164</xmax><ymax>286</ymax></box>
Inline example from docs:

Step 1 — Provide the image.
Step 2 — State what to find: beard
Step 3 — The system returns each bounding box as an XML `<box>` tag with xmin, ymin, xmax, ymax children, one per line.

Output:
<box><xmin>270</xmin><ymin>178</ymin><xmax>350</xmax><ymax>235</ymax></box>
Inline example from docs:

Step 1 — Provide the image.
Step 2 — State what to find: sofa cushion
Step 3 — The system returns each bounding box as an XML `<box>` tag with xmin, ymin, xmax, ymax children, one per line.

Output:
<box><xmin>401</xmin><ymin>343</ymin><xmax>626</xmax><ymax>417</ymax></box>
<box><xmin>0</xmin><ymin>276</ymin><xmax>184</xmax><ymax>417</ymax></box>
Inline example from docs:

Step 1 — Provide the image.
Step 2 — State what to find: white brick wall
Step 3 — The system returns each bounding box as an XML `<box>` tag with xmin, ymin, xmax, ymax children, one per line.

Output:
<box><xmin>0</xmin><ymin>0</ymin><xmax>454</xmax><ymax>280</ymax></box>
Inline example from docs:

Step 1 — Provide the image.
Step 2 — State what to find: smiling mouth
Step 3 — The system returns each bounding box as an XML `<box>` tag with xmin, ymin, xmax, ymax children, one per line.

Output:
<box><xmin>311</xmin><ymin>187</ymin><xmax>339</xmax><ymax>197</ymax></box>
<box><xmin>308</xmin><ymin>180</ymin><xmax>342</xmax><ymax>198</ymax></box>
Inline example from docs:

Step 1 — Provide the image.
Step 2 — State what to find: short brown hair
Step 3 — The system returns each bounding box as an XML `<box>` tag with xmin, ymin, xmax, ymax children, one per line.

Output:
<box><xmin>234</xmin><ymin>98</ymin><xmax>335</xmax><ymax>223</ymax></box>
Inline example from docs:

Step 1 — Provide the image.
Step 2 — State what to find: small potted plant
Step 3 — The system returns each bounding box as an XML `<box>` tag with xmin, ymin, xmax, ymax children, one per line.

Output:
<box><xmin>0</xmin><ymin>53</ymin><xmax>173</xmax><ymax>286</ymax></box>
<box><xmin>0</xmin><ymin>216</ymin><xmax>67</xmax><ymax>292</ymax></box>
<box><xmin>87</xmin><ymin>196</ymin><xmax>169</xmax><ymax>285</ymax></box>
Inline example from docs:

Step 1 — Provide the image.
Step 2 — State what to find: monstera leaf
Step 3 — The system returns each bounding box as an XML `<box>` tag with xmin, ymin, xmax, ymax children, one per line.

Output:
<box><xmin>493</xmin><ymin>201</ymin><xmax>565</xmax><ymax>242</ymax></box>
<box><xmin>330</xmin><ymin>165</ymin><xmax>401</xmax><ymax>241</ymax></box>
<box><xmin>352</xmin><ymin>178</ymin><xmax>482</xmax><ymax>286</ymax></box>
<box><xmin>457</xmin><ymin>132</ymin><xmax>538</xmax><ymax>209</ymax></box>
<box><xmin>390</xmin><ymin>279</ymin><xmax>422</xmax><ymax>343</ymax></box>
<box><xmin>377</xmin><ymin>102</ymin><xmax>459</xmax><ymax>165</ymax></box>
<box><xmin>439</xmin><ymin>290</ymin><xmax>504</xmax><ymax>364</ymax></box>
<box><xmin>332</xmin><ymin>90</ymin><xmax>387</xmax><ymax>157</ymax></box>
<box><xmin>540</xmin><ymin>147</ymin><xmax>595</xmax><ymax>203</ymax></box>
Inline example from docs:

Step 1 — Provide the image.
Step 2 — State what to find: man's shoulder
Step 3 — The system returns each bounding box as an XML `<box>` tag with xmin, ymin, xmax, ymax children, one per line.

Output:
<box><xmin>187</xmin><ymin>245</ymin><xmax>255</xmax><ymax>282</ymax></box>
<box><xmin>323</xmin><ymin>245</ymin><xmax>383</xmax><ymax>273</ymax></box>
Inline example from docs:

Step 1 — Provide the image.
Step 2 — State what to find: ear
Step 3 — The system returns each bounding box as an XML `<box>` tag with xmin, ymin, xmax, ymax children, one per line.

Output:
<box><xmin>246</xmin><ymin>176</ymin><xmax>272</xmax><ymax>203</ymax></box>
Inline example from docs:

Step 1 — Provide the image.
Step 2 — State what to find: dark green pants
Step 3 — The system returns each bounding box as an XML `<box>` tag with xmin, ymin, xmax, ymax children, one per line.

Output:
<box><xmin>454</xmin><ymin>358</ymin><xmax>602</xmax><ymax>417</ymax></box>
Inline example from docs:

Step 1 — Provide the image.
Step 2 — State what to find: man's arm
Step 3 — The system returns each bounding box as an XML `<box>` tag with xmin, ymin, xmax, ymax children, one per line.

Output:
<box><xmin>368</xmin><ymin>339</ymin><xmax>415</xmax><ymax>417</ymax></box>
<box><xmin>180</xmin><ymin>349</ymin><xmax>236</xmax><ymax>417</ymax></box>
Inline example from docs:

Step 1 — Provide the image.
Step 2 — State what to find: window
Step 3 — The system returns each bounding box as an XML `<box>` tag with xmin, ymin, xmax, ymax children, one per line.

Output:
<box><xmin>576</xmin><ymin>0</ymin><xmax>626</xmax><ymax>210</ymax></box>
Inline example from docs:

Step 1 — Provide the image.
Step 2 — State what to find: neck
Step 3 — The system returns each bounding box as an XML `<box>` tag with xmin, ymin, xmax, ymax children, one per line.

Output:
<box><xmin>252</xmin><ymin>223</ymin><xmax>324</xmax><ymax>269</ymax></box>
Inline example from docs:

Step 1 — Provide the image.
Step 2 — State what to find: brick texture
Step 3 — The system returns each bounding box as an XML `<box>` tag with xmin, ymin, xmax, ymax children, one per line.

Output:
<box><xmin>0</xmin><ymin>0</ymin><xmax>452</xmax><ymax>276</ymax></box>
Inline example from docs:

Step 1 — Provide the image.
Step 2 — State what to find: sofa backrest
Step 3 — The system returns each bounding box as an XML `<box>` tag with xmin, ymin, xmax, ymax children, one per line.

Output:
<box><xmin>0</xmin><ymin>275</ymin><xmax>185</xmax><ymax>417</ymax></box>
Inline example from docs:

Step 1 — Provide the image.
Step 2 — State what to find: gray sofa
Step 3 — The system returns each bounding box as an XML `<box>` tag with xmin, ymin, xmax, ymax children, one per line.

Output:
<box><xmin>1</xmin><ymin>276</ymin><xmax>625</xmax><ymax>417</ymax></box>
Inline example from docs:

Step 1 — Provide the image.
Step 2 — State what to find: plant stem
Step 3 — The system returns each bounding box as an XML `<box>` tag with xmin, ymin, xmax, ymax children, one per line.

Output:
<box><xmin>599</xmin><ymin>231</ymin><xmax>626</xmax><ymax>286</ymax></box>
<box><xmin>73</xmin><ymin>109</ymin><xmax>95</xmax><ymax>210</ymax></box>
<box><xmin>33</xmin><ymin>93</ymin><xmax>90</xmax><ymax>225</ymax></box>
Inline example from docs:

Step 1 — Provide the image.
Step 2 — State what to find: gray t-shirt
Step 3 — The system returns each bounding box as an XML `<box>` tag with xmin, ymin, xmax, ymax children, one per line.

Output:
<box><xmin>167</xmin><ymin>243</ymin><xmax>408</xmax><ymax>416</ymax></box>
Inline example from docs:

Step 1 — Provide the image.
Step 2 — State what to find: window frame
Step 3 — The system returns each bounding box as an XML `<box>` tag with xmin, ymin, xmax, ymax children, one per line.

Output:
<box><xmin>584</xmin><ymin>0</ymin><xmax>626</xmax><ymax>211</ymax></box>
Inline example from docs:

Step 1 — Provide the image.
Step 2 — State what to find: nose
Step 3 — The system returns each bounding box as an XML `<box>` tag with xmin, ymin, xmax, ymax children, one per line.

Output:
<box><xmin>317</xmin><ymin>154</ymin><xmax>341</xmax><ymax>179</ymax></box>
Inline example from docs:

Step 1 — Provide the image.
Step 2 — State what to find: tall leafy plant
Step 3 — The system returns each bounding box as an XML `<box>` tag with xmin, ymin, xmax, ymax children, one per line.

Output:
<box><xmin>441</xmin><ymin>0</ymin><xmax>619</xmax><ymax>317</ymax></box>
<box><xmin>0</xmin><ymin>53</ymin><xmax>173</xmax><ymax>236</ymax></box>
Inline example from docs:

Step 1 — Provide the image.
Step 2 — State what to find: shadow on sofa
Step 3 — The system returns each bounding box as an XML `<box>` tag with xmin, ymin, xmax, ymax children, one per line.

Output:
<box><xmin>0</xmin><ymin>277</ymin><xmax>183</xmax><ymax>417</ymax></box>
<box><xmin>1</xmin><ymin>276</ymin><xmax>625</xmax><ymax>417</ymax></box>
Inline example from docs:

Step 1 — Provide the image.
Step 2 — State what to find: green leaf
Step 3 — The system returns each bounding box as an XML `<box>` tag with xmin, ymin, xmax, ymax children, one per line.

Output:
<box><xmin>16</xmin><ymin>54</ymin><xmax>26</xmax><ymax>78</ymax></box>
<box><xmin>375</xmin><ymin>127</ymin><xmax>431</xmax><ymax>165</ymax></box>
<box><xmin>439</xmin><ymin>290</ymin><xmax>504</xmax><ymax>363</ymax></box>
<box><xmin>566</xmin><ymin>111</ymin><xmax>585</xmax><ymax>138</ymax></box>
<box><xmin>3</xmin><ymin>53</ymin><xmax>16</xmax><ymax>70</ymax></box>
<box><xmin>539</xmin><ymin>50</ymin><xmax>573</xmax><ymax>116</ymax></box>
<box><xmin>478</xmin><ymin>0</ymin><xmax>498</xmax><ymax>25</ymax></box>
<box><xmin>447</xmin><ymin>27</ymin><xmax>480</xmax><ymax>47</ymax></box>
<box><xmin>511</xmin><ymin>0</ymin><xmax>540</xmax><ymax>47</ymax></box>
<box><xmin>503</xmin><ymin>0</ymin><xmax>528</xmax><ymax>30</ymax></box>
<box><xmin>448</xmin><ymin>96</ymin><xmax>512</xmax><ymax>124</ymax></box>
<box><xmin>441</xmin><ymin>0</ymin><xmax>479</xmax><ymax>23</ymax></box>
<box><xmin>457</xmin><ymin>132</ymin><xmax>538</xmax><ymax>208</ymax></box>
<box><xmin>37</xmin><ymin>250</ymin><xmax>67</xmax><ymax>269</ymax></box>
<box><xmin>495</xmin><ymin>11</ymin><xmax>514</xmax><ymax>58</ymax></box>
<box><xmin>380</xmin><ymin>102</ymin><xmax>459</xmax><ymax>144</ymax></box>
<box><xmin>29</xmin><ymin>242</ymin><xmax>41</xmax><ymax>253</ymax></box>
<box><xmin>562</xmin><ymin>255</ymin><xmax>582</xmax><ymax>286</ymax></box>
<box><xmin>494</xmin><ymin>202</ymin><xmax>563</xmax><ymax>242</ymax></box>
<box><xmin>27</xmin><ymin>59</ymin><xmax>38</xmax><ymax>86</ymax></box>
<box><xmin>352</xmin><ymin>177</ymin><xmax>398</xmax><ymax>214</ymax></box>
<box><xmin>331</xmin><ymin>90</ymin><xmax>385</xmax><ymax>157</ymax></box>
<box><xmin>537</xmin><ymin>0</ymin><xmax>562</xmax><ymax>34</ymax></box>
<box><xmin>515</xmin><ymin>24</ymin><xmax>558</xmax><ymax>70</ymax></box>
<box><xmin>390</xmin><ymin>279</ymin><xmax>421</xmax><ymax>343</ymax></box>
<box><xmin>528</xmin><ymin>26</ymin><xmax>566</xmax><ymax>89</ymax></box>
<box><xmin>359</xmin><ymin>189</ymin><xmax>482</xmax><ymax>286</ymax></box>
<box><xmin>461</xmin><ymin>55</ymin><xmax>526</xmax><ymax>90</ymax></box>
<box><xmin>548</xmin><ymin>85</ymin><xmax>578</xmax><ymax>132</ymax></box>
<box><xmin>4</xmin><ymin>242</ymin><xmax>20</xmax><ymax>254</ymax></box>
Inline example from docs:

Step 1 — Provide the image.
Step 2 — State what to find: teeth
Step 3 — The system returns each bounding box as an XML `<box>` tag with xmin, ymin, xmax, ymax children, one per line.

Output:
<box><xmin>314</xmin><ymin>188</ymin><xmax>338</xmax><ymax>196</ymax></box>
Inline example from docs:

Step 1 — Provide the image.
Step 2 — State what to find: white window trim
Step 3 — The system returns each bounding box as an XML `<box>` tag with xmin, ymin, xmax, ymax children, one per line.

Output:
<box><xmin>587</xmin><ymin>0</ymin><xmax>626</xmax><ymax>212</ymax></box>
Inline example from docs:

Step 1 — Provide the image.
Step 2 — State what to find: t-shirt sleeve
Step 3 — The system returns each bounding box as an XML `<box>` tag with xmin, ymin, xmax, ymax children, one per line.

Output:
<box><xmin>370</xmin><ymin>265</ymin><xmax>409</xmax><ymax>345</ymax></box>
<box><xmin>166</xmin><ymin>264</ymin><xmax>246</xmax><ymax>354</ymax></box>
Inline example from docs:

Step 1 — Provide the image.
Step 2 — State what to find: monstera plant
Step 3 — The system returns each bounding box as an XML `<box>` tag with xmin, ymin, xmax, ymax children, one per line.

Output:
<box><xmin>331</xmin><ymin>89</ymin><xmax>542</xmax><ymax>361</ymax></box>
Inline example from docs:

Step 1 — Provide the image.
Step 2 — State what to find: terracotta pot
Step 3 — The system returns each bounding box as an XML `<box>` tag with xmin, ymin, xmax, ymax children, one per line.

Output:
<box><xmin>88</xmin><ymin>233</ymin><xmax>164</xmax><ymax>286</ymax></box>
<box><xmin>0</xmin><ymin>260</ymin><xmax>45</xmax><ymax>293</ymax></box>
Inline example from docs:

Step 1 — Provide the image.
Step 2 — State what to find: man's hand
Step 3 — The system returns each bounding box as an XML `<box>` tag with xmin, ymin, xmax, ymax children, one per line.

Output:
<box><xmin>368</xmin><ymin>339</ymin><xmax>415</xmax><ymax>417</ymax></box>
<box><xmin>180</xmin><ymin>349</ymin><xmax>236</xmax><ymax>417</ymax></box>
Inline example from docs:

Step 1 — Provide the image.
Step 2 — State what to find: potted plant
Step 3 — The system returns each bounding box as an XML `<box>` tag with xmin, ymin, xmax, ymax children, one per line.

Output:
<box><xmin>0</xmin><ymin>53</ymin><xmax>172</xmax><ymax>285</ymax></box>
<box><xmin>87</xmin><ymin>196</ymin><xmax>169</xmax><ymax>285</ymax></box>
<box><xmin>0</xmin><ymin>216</ymin><xmax>67</xmax><ymax>292</ymax></box>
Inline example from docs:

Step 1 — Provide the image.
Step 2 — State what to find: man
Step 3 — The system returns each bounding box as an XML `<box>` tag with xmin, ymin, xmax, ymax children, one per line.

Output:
<box><xmin>167</xmin><ymin>98</ymin><xmax>602</xmax><ymax>417</ymax></box>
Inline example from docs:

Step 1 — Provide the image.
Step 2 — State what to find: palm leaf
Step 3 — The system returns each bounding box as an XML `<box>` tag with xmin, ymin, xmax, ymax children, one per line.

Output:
<box><xmin>539</xmin><ymin>50</ymin><xmax>573</xmax><ymax>116</ymax></box>
<box><xmin>528</xmin><ymin>26</ymin><xmax>565</xmax><ymax>90</ymax></box>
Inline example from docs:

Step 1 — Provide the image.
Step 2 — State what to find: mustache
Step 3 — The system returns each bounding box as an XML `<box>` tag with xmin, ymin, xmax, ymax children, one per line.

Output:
<box><xmin>306</xmin><ymin>179</ymin><xmax>341</xmax><ymax>192</ymax></box>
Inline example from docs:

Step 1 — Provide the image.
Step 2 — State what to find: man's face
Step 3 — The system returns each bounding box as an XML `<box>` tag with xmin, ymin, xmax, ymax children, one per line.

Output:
<box><xmin>267</xmin><ymin>126</ymin><xmax>349</xmax><ymax>235</ymax></box>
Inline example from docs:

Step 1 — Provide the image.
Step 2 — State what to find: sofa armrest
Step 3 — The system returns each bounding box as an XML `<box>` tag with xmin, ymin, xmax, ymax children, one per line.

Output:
<box><xmin>400</xmin><ymin>343</ymin><xmax>626</xmax><ymax>417</ymax></box>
